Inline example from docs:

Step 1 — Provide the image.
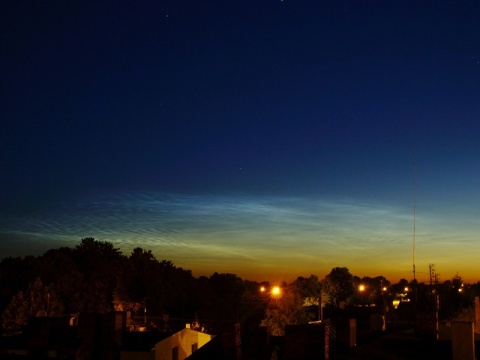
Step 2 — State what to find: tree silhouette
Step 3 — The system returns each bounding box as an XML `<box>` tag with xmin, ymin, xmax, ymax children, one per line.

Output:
<box><xmin>37</xmin><ymin>247</ymin><xmax>81</xmax><ymax>314</ymax></box>
<box><xmin>1</xmin><ymin>278</ymin><xmax>64</xmax><ymax>331</ymax></box>
<box><xmin>321</xmin><ymin>267</ymin><xmax>355</xmax><ymax>308</ymax></box>
<box><xmin>0</xmin><ymin>256</ymin><xmax>38</xmax><ymax>315</ymax></box>
<box><xmin>71</xmin><ymin>237</ymin><xmax>125</xmax><ymax>313</ymax></box>
<box><xmin>260</xmin><ymin>283</ymin><xmax>309</xmax><ymax>336</ymax></box>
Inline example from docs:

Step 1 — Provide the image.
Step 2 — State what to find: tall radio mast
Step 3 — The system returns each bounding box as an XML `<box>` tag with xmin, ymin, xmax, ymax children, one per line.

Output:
<box><xmin>413</xmin><ymin>152</ymin><xmax>416</xmax><ymax>282</ymax></box>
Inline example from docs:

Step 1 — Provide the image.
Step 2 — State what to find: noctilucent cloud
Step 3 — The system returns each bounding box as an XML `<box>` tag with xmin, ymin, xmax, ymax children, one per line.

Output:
<box><xmin>1</xmin><ymin>1</ymin><xmax>479</xmax><ymax>283</ymax></box>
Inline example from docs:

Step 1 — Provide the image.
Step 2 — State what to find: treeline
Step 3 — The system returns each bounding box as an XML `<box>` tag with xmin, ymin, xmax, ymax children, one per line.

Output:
<box><xmin>0</xmin><ymin>238</ymin><xmax>249</xmax><ymax>331</ymax></box>
<box><xmin>1</xmin><ymin>238</ymin><xmax>479</xmax><ymax>333</ymax></box>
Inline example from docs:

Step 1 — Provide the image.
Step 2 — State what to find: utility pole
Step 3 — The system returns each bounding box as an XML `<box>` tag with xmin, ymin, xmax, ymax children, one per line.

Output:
<box><xmin>144</xmin><ymin>297</ymin><xmax>147</xmax><ymax>326</ymax></box>
<box><xmin>430</xmin><ymin>264</ymin><xmax>439</xmax><ymax>340</ymax></box>
<box><xmin>319</xmin><ymin>292</ymin><xmax>323</xmax><ymax>322</ymax></box>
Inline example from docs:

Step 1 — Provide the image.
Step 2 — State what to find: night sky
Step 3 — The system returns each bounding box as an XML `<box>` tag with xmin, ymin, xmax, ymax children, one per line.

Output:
<box><xmin>1</xmin><ymin>1</ymin><xmax>479</xmax><ymax>283</ymax></box>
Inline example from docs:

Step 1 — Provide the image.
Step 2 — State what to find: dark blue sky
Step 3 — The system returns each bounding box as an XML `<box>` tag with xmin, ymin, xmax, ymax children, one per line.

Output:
<box><xmin>1</xmin><ymin>1</ymin><xmax>479</xmax><ymax>281</ymax></box>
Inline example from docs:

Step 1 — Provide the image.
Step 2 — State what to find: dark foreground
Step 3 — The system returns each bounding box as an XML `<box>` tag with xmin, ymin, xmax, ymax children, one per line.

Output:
<box><xmin>336</xmin><ymin>329</ymin><xmax>476</xmax><ymax>360</ymax></box>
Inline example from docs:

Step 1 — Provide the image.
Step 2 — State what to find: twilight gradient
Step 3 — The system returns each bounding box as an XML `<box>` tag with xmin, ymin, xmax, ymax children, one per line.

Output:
<box><xmin>1</xmin><ymin>1</ymin><xmax>480</xmax><ymax>284</ymax></box>
<box><xmin>1</xmin><ymin>191</ymin><xmax>479</xmax><ymax>283</ymax></box>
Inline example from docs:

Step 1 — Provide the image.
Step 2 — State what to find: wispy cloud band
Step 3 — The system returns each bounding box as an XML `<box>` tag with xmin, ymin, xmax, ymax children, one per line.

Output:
<box><xmin>1</xmin><ymin>191</ymin><xmax>478</xmax><ymax>281</ymax></box>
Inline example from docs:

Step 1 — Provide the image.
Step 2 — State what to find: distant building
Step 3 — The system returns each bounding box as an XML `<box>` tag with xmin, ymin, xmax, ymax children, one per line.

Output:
<box><xmin>0</xmin><ymin>312</ymin><xmax>214</xmax><ymax>360</ymax></box>
<box><xmin>154</xmin><ymin>326</ymin><xmax>214</xmax><ymax>360</ymax></box>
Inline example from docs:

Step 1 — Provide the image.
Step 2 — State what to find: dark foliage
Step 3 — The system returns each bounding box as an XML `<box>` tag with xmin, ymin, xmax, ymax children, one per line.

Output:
<box><xmin>2</xmin><ymin>241</ymin><xmax>480</xmax><ymax>335</ymax></box>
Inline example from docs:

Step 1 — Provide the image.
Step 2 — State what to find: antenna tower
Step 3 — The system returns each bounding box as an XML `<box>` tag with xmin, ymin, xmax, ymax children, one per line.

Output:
<box><xmin>413</xmin><ymin>153</ymin><xmax>416</xmax><ymax>282</ymax></box>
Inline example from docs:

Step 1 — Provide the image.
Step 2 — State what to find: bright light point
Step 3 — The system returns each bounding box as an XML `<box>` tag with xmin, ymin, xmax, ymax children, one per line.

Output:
<box><xmin>260</xmin><ymin>286</ymin><xmax>266</xmax><ymax>293</ymax></box>
<box><xmin>404</xmin><ymin>287</ymin><xmax>409</xmax><ymax>292</ymax></box>
<box><xmin>358</xmin><ymin>285</ymin><xmax>365</xmax><ymax>292</ymax></box>
<box><xmin>382</xmin><ymin>287</ymin><xmax>387</xmax><ymax>291</ymax></box>
<box><xmin>392</xmin><ymin>299</ymin><xmax>400</xmax><ymax>309</ymax></box>
<box><xmin>271</xmin><ymin>286</ymin><xmax>281</xmax><ymax>297</ymax></box>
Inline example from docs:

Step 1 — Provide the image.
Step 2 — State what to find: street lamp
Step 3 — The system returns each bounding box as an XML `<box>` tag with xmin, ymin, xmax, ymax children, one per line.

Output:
<box><xmin>271</xmin><ymin>286</ymin><xmax>281</xmax><ymax>297</ymax></box>
<box><xmin>381</xmin><ymin>286</ymin><xmax>388</xmax><ymax>315</ymax></box>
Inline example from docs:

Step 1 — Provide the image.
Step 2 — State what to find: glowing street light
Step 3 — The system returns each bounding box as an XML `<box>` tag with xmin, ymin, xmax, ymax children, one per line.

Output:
<box><xmin>358</xmin><ymin>284</ymin><xmax>366</xmax><ymax>292</ymax></box>
<box><xmin>271</xmin><ymin>286</ymin><xmax>281</xmax><ymax>297</ymax></box>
